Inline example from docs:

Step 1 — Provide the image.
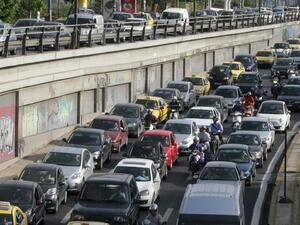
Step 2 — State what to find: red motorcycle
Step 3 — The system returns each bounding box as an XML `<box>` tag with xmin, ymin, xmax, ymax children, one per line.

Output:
<box><xmin>243</xmin><ymin>104</ymin><xmax>253</xmax><ymax>117</ymax></box>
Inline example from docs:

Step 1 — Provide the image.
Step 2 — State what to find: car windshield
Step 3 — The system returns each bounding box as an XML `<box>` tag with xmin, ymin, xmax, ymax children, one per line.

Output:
<box><xmin>183</xmin><ymin>77</ymin><xmax>203</xmax><ymax>85</ymax></box>
<box><xmin>112</xmin><ymin>13</ymin><xmax>132</xmax><ymax>20</ymax></box>
<box><xmin>290</xmin><ymin>51</ymin><xmax>300</xmax><ymax>57</ymax></box>
<box><xmin>216</xmin><ymin>149</ymin><xmax>250</xmax><ymax>163</ymax></box>
<box><xmin>227</xmin><ymin>134</ymin><xmax>261</xmax><ymax>145</ymax></box>
<box><xmin>287</xmin><ymin>78</ymin><xmax>300</xmax><ymax>85</ymax></box>
<box><xmin>197</xmin><ymin>98</ymin><xmax>221</xmax><ymax>108</ymax></box>
<box><xmin>275</xmin><ymin>59</ymin><xmax>292</xmax><ymax>66</ymax></box>
<box><xmin>19</xmin><ymin>169</ymin><xmax>56</xmax><ymax>185</ymax></box>
<box><xmin>259</xmin><ymin>103</ymin><xmax>284</xmax><ymax>114</ymax></box>
<box><xmin>134</xmin><ymin>13</ymin><xmax>147</xmax><ymax>19</ymax></box>
<box><xmin>235</xmin><ymin>55</ymin><xmax>252</xmax><ymax>64</ymax></box>
<box><xmin>186</xmin><ymin>109</ymin><xmax>214</xmax><ymax>119</ymax></box>
<box><xmin>162</xmin><ymin>12</ymin><xmax>182</xmax><ymax>19</ymax></box>
<box><xmin>240</xmin><ymin>121</ymin><xmax>270</xmax><ymax>131</ymax></box>
<box><xmin>237</xmin><ymin>74</ymin><xmax>257</xmax><ymax>83</ymax></box>
<box><xmin>114</xmin><ymin>166</ymin><xmax>151</xmax><ymax>182</ymax></box>
<box><xmin>167</xmin><ymin>83</ymin><xmax>188</xmax><ymax>92</ymax></box>
<box><xmin>111</xmin><ymin>106</ymin><xmax>139</xmax><ymax>118</ymax></box>
<box><xmin>211</xmin><ymin>66</ymin><xmax>227</xmax><ymax>74</ymax></box>
<box><xmin>68</xmin><ymin>132</ymin><xmax>101</xmax><ymax>146</ymax></box>
<box><xmin>288</xmin><ymin>39</ymin><xmax>300</xmax><ymax>44</ymax></box>
<box><xmin>66</xmin><ymin>18</ymin><xmax>93</xmax><ymax>25</ymax></box>
<box><xmin>91</xmin><ymin>120</ymin><xmax>120</xmax><ymax>131</ymax></box>
<box><xmin>129</xmin><ymin>144</ymin><xmax>159</xmax><ymax>160</ymax></box>
<box><xmin>14</xmin><ymin>19</ymin><xmax>36</xmax><ymax>27</ymax></box>
<box><xmin>164</xmin><ymin>123</ymin><xmax>191</xmax><ymax>135</ymax></box>
<box><xmin>229</xmin><ymin>63</ymin><xmax>240</xmax><ymax>70</ymax></box>
<box><xmin>43</xmin><ymin>152</ymin><xmax>81</xmax><ymax>167</ymax></box>
<box><xmin>280</xmin><ymin>86</ymin><xmax>300</xmax><ymax>96</ymax></box>
<box><xmin>135</xmin><ymin>99</ymin><xmax>158</xmax><ymax>109</ymax></box>
<box><xmin>215</xmin><ymin>89</ymin><xmax>237</xmax><ymax>98</ymax></box>
<box><xmin>80</xmin><ymin>183</ymin><xmax>129</xmax><ymax>204</ymax></box>
<box><xmin>153</xmin><ymin>90</ymin><xmax>174</xmax><ymax>100</ymax></box>
<box><xmin>141</xmin><ymin>135</ymin><xmax>170</xmax><ymax>147</ymax></box>
<box><xmin>0</xmin><ymin>187</ymin><xmax>32</xmax><ymax>204</ymax></box>
<box><xmin>0</xmin><ymin>214</ymin><xmax>13</xmax><ymax>225</ymax></box>
<box><xmin>256</xmin><ymin>51</ymin><xmax>273</xmax><ymax>57</ymax></box>
<box><xmin>274</xmin><ymin>43</ymin><xmax>288</xmax><ymax>48</ymax></box>
<box><xmin>200</xmin><ymin>167</ymin><xmax>239</xmax><ymax>181</ymax></box>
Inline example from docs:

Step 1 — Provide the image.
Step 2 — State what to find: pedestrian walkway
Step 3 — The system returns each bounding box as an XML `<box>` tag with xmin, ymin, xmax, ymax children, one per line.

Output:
<box><xmin>268</xmin><ymin>132</ymin><xmax>300</xmax><ymax>225</ymax></box>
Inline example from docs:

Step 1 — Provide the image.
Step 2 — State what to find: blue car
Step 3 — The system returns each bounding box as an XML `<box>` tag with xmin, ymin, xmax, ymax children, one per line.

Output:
<box><xmin>234</xmin><ymin>54</ymin><xmax>258</xmax><ymax>72</ymax></box>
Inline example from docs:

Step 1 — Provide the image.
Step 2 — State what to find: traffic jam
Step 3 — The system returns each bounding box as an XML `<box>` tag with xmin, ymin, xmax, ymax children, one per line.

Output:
<box><xmin>1</xmin><ymin>39</ymin><xmax>300</xmax><ymax>225</ymax></box>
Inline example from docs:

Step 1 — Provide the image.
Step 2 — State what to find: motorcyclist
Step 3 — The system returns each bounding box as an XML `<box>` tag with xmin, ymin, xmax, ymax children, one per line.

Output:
<box><xmin>168</xmin><ymin>96</ymin><xmax>181</xmax><ymax>119</ymax></box>
<box><xmin>209</xmin><ymin>116</ymin><xmax>224</xmax><ymax>143</ymax></box>
<box><xmin>271</xmin><ymin>77</ymin><xmax>282</xmax><ymax>99</ymax></box>
<box><xmin>254</xmin><ymin>82</ymin><xmax>267</xmax><ymax>98</ymax></box>
<box><xmin>242</xmin><ymin>91</ymin><xmax>255</xmax><ymax>115</ymax></box>
<box><xmin>231</xmin><ymin>99</ymin><xmax>244</xmax><ymax>114</ymax></box>
<box><xmin>144</xmin><ymin>109</ymin><xmax>157</xmax><ymax>129</ymax></box>
<box><xmin>144</xmin><ymin>203</ymin><xmax>164</xmax><ymax>225</ymax></box>
<box><xmin>198</xmin><ymin>126</ymin><xmax>211</xmax><ymax>162</ymax></box>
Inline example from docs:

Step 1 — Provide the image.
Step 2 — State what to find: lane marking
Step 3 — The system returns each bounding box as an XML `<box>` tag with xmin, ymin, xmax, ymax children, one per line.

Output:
<box><xmin>60</xmin><ymin>209</ymin><xmax>72</xmax><ymax>224</ymax></box>
<box><xmin>251</xmin><ymin>121</ymin><xmax>300</xmax><ymax>225</ymax></box>
<box><xmin>162</xmin><ymin>208</ymin><xmax>174</xmax><ymax>222</ymax></box>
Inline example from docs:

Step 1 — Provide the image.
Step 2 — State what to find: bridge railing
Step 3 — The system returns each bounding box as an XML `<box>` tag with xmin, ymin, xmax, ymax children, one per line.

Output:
<box><xmin>0</xmin><ymin>11</ymin><xmax>299</xmax><ymax>58</ymax></box>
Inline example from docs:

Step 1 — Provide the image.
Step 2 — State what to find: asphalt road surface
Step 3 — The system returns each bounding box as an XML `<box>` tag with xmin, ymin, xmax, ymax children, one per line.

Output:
<box><xmin>43</xmin><ymin>68</ymin><xmax>300</xmax><ymax>225</ymax></box>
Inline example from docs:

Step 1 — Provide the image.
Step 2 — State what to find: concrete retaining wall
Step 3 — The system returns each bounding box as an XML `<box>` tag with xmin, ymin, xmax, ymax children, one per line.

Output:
<box><xmin>1</xmin><ymin>21</ymin><xmax>300</xmax><ymax>159</ymax></box>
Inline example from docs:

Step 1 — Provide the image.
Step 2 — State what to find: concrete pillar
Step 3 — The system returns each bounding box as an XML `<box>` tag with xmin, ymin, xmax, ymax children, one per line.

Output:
<box><xmin>224</xmin><ymin>0</ymin><xmax>232</xmax><ymax>10</ymax></box>
<box><xmin>207</xmin><ymin>0</ymin><xmax>212</xmax><ymax>9</ymax></box>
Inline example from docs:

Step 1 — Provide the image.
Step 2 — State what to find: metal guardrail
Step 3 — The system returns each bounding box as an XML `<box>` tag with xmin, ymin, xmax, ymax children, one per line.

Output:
<box><xmin>0</xmin><ymin>12</ymin><xmax>299</xmax><ymax>58</ymax></box>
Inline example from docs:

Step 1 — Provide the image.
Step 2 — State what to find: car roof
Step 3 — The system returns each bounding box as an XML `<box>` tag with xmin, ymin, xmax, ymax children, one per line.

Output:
<box><xmin>223</xmin><ymin>61</ymin><xmax>242</xmax><ymax>65</ymax></box>
<box><xmin>166</xmin><ymin>119</ymin><xmax>194</xmax><ymax>125</ymax></box>
<box><xmin>113</xmin><ymin>103</ymin><xmax>143</xmax><ymax>108</ymax></box>
<box><xmin>257</xmin><ymin>49</ymin><xmax>272</xmax><ymax>52</ymax></box>
<box><xmin>94</xmin><ymin>115</ymin><xmax>123</xmax><ymax>121</ymax></box>
<box><xmin>0</xmin><ymin>180</ymin><xmax>37</xmax><ymax>189</ymax></box>
<box><xmin>180</xmin><ymin>182</ymin><xmax>241</xmax><ymax>215</ymax></box>
<box><xmin>74</xmin><ymin>127</ymin><xmax>105</xmax><ymax>134</ymax></box>
<box><xmin>240</xmin><ymin>72</ymin><xmax>258</xmax><ymax>75</ymax></box>
<box><xmin>213</xmin><ymin>65</ymin><xmax>229</xmax><ymax>68</ymax></box>
<box><xmin>242</xmin><ymin>117</ymin><xmax>270</xmax><ymax>122</ymax></box>
<box><xmin>204</xmin><ymin>161</ymin><xmax>237</xmax><ymax>168</ymax></box>
<box><xmin>143</xmin><ymin>130</ymin><xmax>172</xmax><ymax>136</ymax></box>
<box><xmin>23</xmin><ymin>163</ymin><xmax>59</xmax><ymax>171</ymax></box>
<box><xmin>116</xmin><ymin>158</ymin><xmax>154</xmax><ymax>168</ymax></box>
<box><xmin>229</xmin><ymin>131</ymin><xmax>260</xmax><ymax>137</ymax></box>
<box><xmin>216</xmin><ymin>85</ymin><xmax>239</xmax><ymax>90</ymax></box>
<box><xmin>282</xmin><ymin>84</ymin><xmax>300</xmax><ymax>88</ymax></box>
<box><xmin>168</xmin><ymin>81</ymin><xmax>190</xmax><ymax>85</ymax></box>
<box><xmin>219</xmin><ymin>144</ymin><xmax>248</xmax><ymax>150</ymax></box>
<box><xmin>197</xmin><ymin>95</ymin><xmax>224</xmax><ymax>100</ymax></box>
<box><xmin>87</xmin><ymin>173</ymin><xmax>133</xmax><ymax>184</ymax></box>
<box><xmin>261</xmin><ymin>100</ymin><xmax>285</xmax><ymax>105</ymax></box>
<box><xmin>235</xmin><ymin>54</ymin><xmax>253</xmax><ymax>57</ymax></box>
<box><xmin>153</xmin><ymin>88</ymin><xmax>178</xmax><ymax>92</ymax></box>
<box><xmin>189</xmin><ymin>106</ymin><xmax>216</xmax><ymax>111</ymax></box>
<box><xmin>164</xmin><ymin>8</ymin><xmax>188</xmax><ymax>13</ymax></box>
<box><xmin>136</xmin><ymin>96</ymin><xmax>163</xmax><ymax>101</ymax></box>
<box><xmin>49</xmin><ymin>145</ymin><xmax>87</xmax><ymax>154</ymax></box>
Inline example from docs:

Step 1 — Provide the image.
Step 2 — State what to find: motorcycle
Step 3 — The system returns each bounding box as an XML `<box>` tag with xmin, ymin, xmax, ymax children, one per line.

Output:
<box><xmin>169</xmin><ymin>109</ymin><xmax>179</xmax><ymax>120</ymax></box>
<box><xmin>243</xmin><ymin>105</ymin><xmax>253</xmax><ymax>117</ymax></box>
<box><xmin>288</xmin><ymin>69</ymin><xmax>298</xmax><ymax>78</ymax></box>
<box><xmin>210</xmin><ymin>132</ymin><xmax>220</xmax><ymax>155</ymax></box>
<box><xmin>231</xmin><ymin>111</ymin><xmax>243</xmax><ymax>131</ymax></box>
<box><xmin>271</xmin><ymin>79</ymin><xmax>282</xmax><ymax>99</ymax></box>
<box><xmin>189</xmin><ymin>150</ymin><xmax>204</xmax><ymax>177</ymax></box>
<box><xmin>144</xmin><ymin>122</ymin><xmax>157</xmax><ymax>131</ymax></box>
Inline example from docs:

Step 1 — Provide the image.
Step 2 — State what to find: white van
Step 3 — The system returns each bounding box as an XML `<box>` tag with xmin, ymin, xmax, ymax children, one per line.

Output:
<box><xmin>159</xmin><ymin>8</ymin><xmax>189</xmax><ymax>26</ymax></box>
<box><xmin>177</xmin><ymin>181</ymin><xmax>245</xmax><ymax>225</ymax></box>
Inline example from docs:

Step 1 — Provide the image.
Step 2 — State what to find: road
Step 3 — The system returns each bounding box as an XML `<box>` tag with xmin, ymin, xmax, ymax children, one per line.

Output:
<box><xmin>43</xmin><ymin>69</ymin><xmax>300</xmax><ymax>225</ymax></box>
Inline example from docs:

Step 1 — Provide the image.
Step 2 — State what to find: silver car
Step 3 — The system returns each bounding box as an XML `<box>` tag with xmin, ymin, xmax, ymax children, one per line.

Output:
<box><xmin>215</xmin><ymin>85</ymin><xmax>243</xmax><ymax>110</ymax></box>
<box><xmin>43</xmin><ymin>146</ymin><xmax>94</xmax><ymax>192</ymax></box>
<box><xmin>164</xmin><ymin>119</ymin><xmax>199</xmax><ymax>154</ymax></box>
<box><xmin>238</xmin><ymin>117</ymin><xmax>275</xmax><ymax>151</ymax></box>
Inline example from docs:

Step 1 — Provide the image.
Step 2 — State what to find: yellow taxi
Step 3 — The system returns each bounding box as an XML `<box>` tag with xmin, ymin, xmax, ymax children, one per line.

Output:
<box><xmin>287</xmin><ymin>38</ymin><xmax>300</xmax><ymax>49</ymax></box>
<box><xmin>0</xmin><ymin>202</ymin><xmax>28</xmax><ymax>225</ymax></box>
<box><xmin>255</xmin><ymin>49</ymin><xmax>276</xmax><ymax>67</ymax></box>
<box><xmin>183</xmin><ymin>73</ymin><xmax>210</xmax><ymax>96</ymax></box>
<box><xmin>68</xmin><ymin>222</ymin><xmax>109</xmax><ymax>225</ymax></box>
<box><xmin>222</xmin><ymin>61</ymin><xmax>245</xmax><ymax>81</ymax></box>
<box><xmin>133</xmin><ymin>12</ymin><xmax>154</xmax><ymax>26</ymax></box>
<box><xmin>135</xmin><ymin>96</ymin><xmax>168</xmax><ymax>122</ymax></box>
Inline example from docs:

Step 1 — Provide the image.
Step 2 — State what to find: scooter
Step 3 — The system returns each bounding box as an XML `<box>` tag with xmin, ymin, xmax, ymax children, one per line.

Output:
<box><xmin>231</xmin><ymin>111</ymin><xmax>243</xmax><ymax>131</ymax></box>
<box><xmin>189</xmin><ymin>151</ymin><xmax>205</xmax><ymax>177</ymax></box>
<box><xmin>169</xmin><ymin>109</ymin><xmax>179</xmax><ymax>120</ymax></box>
<box><xmin>243</xmin><ymin>105</ymin><xmax>253</xmax><ymax>117</ymax></box>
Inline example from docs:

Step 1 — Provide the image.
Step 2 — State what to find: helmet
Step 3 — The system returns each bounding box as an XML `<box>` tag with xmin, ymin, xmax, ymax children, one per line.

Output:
<box><xmin>246</xmin><ymin>91</ymin><xmax>252</xmax><ymax>96</ymax></box>
<box><xmin>142</xmin><ymin>219</ymin><xmax>151</xmax><ymax>225</ymax></box>
<box><xmin>213</xmin><ymin>116</ymin><xmax>218</xmax><ymax>121</ymax></box>
<box><xmin>149</xmin><ymin>203</ymin><xmax>158</xmax><ymax>212</ymax></box>
<box><xmin>193</xmin><ymin>136</ymin><xmax>200</xmax><ymax>142</ymax></box>
<box><xmin>173</xmin><ymin>96</ymin><xmax>178</xmax><ymax>100</ymax></box>
<box><xmin>258</xmin><ymin>83</ymin><xmax>263</xmax><ymax>88</ymax></box>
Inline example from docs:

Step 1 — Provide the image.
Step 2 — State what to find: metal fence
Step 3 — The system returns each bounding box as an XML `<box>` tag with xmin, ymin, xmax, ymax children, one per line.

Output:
<box><xmin>0</xmin><ymin>12</ymin><xmax>299</xmax><ymax>58</ymax></box>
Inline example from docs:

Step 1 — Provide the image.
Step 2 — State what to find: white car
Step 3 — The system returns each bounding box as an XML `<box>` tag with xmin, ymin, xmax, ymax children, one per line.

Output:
<box><xmin>113</xmin><ymin>158</ymin><xmax>161</xmax><ymax>207</ymax></box>
<box><xmin>256</xmin><ymin>100</ymin><xmax>291</xmax><ymax>132</ymax></box>
<box><xmin>164</xmin><ymin>119</ymin><xmax>199</xmax><ymax>154</ymax></box>
<box><xmin>184</xmin><ymin>106</ymin><xmax>221</xmax><ymax>128</ymax></box>
<box><xmin>238</xmin><ymin>117</ymin><xmax>275</xmax><ymax>151</ymax></box>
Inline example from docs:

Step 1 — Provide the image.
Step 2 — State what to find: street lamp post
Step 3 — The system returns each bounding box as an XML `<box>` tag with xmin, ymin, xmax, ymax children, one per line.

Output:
<box><xmin>193</xmin><ymin>0</ymin><xmax>196</xmax><ymax>17</ymax></box>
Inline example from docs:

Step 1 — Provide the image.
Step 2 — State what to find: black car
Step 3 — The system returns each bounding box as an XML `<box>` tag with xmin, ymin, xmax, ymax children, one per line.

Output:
<box><xmin>152</xmin><ymin>88</ymin><xmax>184</xmax><ymax>111</ymax></box>
<box><xmin>63</xmin><ymin>128</ymin><xmax>112</xmax><ymax>169</ymax></box>
<box><xmin>287</xmin><ymin>76</ymin><xmax>300</xmax><ymax>85</ymax></box>
<box><xmin>208</xmin><ymin>65</ymin><xmax>233</xmax><ymax>88</ymax></box>
<box><xmin>70</xmin><ymin>173</ymin><xmax>141</xmax><ymax>225</ymax></box>
<box><xmin>18</xmin><ymin>163</ymin><xmax>68</xmax><ymax>213</ymax></box>
<box><xmin>124</xmin><ymin>141</ymin><xmax>168</xmax><ymax>179</ymax></box>
<box><xmin>235</xmin><ymin>72</ymin><xmax>262</xmax><ymax>94</ymax></box>
<box><xmin>271</xmin><ymin>58</ymin><xmax>296</xmax><ymax>79</ymax></box>
<box><xmin>110</xmin><ymin>103</ymin><xmax>147</xmax><ymax>137</ymax></box>
<box><xmin>277</xmin><ymin>84</ymin><xmax>300</xmax><ymax>110</ymax></box>
<box><xmin>0</xmin><ymin>180</ymin><xmax>45</xmax><ymax>225</ymax></box>
<box><xmin>196</xmin><ymin>95</ymin><xmax>228</xmax><ymax>123</ymax></box>
<box><xmin>234</xmin><ymin>54</ymin><xmax>258</xmax><ymax>72</ymax></box>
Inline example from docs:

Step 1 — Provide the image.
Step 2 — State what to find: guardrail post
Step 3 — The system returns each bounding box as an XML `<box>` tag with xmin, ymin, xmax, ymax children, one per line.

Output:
<box><xmin>267</xmin><ymin>15</ymin><xmax>270</xmax><ymax>24</ymax></box>
<box><xmin>141</xmin><ymin>22</ymin><xmax>146</xmax><ymax>41</ymax></box>
<box><xmin>275</xmin><ymin>15</ymin><xmax>278</xmax><ymax>24</ymax></box>
<box><xmin>182</xmin><ymin>19</ymin><xmax>186</xmax><ymax>35</ymax></box>
<box><xmin>22</xmin><ymin>28</ymin><xmax>28</xmax><ymax>55</ymax></box>
<box><xmin>163</xmin><ymin>21</ymin><xmax>168</xmax><ymax>39</ymax></box>
<box><xmin>298</xmin><ymin>12</ymin><xmax>300</xmax><ymax>21</ymax></box>
<box><xmin>77</xmin><ymin>25</ymin><xmax>81</xmax><ymax>48</ymax></box>
<box><xmin>153</xmin><ymin>22</ymin><xmax>157</xmax><ymax>39</ymax></box>
<box><xmin>102</xmin><ymin>30</ymin><xmax>106</xmax><ymax>45</ymax></box>
<box><xmin>252</xmin><ymin>16</ymin><xmax>255</xmax><ymax>27</ymax></box>
<box><xmin>235</xmin><ymin>18</ymin><xmax>238</xmax><ymax>29</ymax></box>
<box><xmin>130</xmin><ymin>25</ymin><xmax>134</xmax><ymax>42</ymax></box>
<box><xmin>38</xmin><ymin>27</ymin><xmax>44</xmax><ymax>53</ymax></box>
<box><xmin>88</xmin><ymin>24</ymin><xmax>93</xmax><ymax>47</ymax></box>
<box><xmin>116</xmin><ymin>26</ymin><xmax>121</xmax><ymax>43</ymax></box>
<box><xmin>241</xmin><ymin>16</ymin><xmax>244</xmax><ymax>28</ymax></box>
<box><xmin>71</xmin><ymin>26</ymin><xmax>76</xmax><ymax>49</ymax></box>
<box><xmin>208</xmin><ymin>18</ymin><xmax>212</xmax><ymax>31</ymax></box>
<box><xmin>247</xmin><ymin>17</ymin><xmax>250</xmax><ymax>27</ymax></box>
<box><xmin>201</xmin><ymin>20</ymin><xmax>204</xmax><ymax>32</ymax></box>
<box><xmin>3</xmin><ymin>29</ymin><xmax>11</xmax><ymax>58</ymax></box>
<box><xmin>222</xmin><ymin>19</ymin><xmax>225</xmax><ymax>30</ymax></box>
<box><xmin>55</xmin><ymin>26</ymin><xmax>61</xmax><ymax>51</ymax></box>
<box><xmin>192</xmin><ymin>20</ymin><xmax>196</xmax><ymax>34</ymax></box>
<box><xmin>216</xmin><ymin>19</ymin><xmax>219</xmax><ymax>31</ymax></box>
<box><xmin>174</xmin><ymin>20</ymin><xmax>178</xmax><ymax>36</ymax></box>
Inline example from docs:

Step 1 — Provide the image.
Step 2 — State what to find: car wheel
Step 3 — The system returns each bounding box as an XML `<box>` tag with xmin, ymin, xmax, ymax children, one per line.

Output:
<box><xmin>62</xmin><ymin>191</ymin><xmax>67</xmax><ymax>204</ymax></box>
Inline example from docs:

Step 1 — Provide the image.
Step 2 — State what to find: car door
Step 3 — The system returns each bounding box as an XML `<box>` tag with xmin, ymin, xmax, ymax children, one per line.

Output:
<box><xmin>35</xmin><ymin>185</ymin><xmax>45</xmax><ymax>223</ymax></box>
<box><xmin>120</xmin><ymin>119</ymin><xmax>128</xmax><ymax>146</ymax></box>
<box><xmin>129</xmin><ymin>179</ymin><xmax>140</xmax><ymax>222</ymax></box>
<box><xmin>102</xmin><ymin>132</ymin><xmax>111</xmax><ymax>160</ymax></box>
<box><xmin>57</xmin><ymin>169</ymin><xmax>67</xmax><ymax>203</ymax></box>
<box><xmin>151</xmin><ymin>164</ymin><xmax>161</xmax><ymax>199</ymax></box>
<box><xmin>170</xmin><ymin>134</ymin><xmax>178</xmax><ymax>161</ymax></box>
<box><xmin>284</xmin><ymin>104</ymin><xmax>291</xmax><ymax>126</ymax></box>
<box><xmin>83</xmin><ymin>150</ymin><xmax>94</xmax><ymax>179</ymax></box>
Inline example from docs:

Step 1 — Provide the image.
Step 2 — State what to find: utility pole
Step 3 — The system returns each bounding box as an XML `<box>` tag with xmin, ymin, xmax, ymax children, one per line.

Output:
<box><xmin>48</xmin><ymin>0</ymin><xmax>52</xmax><ymax>21</ymax></box>
<box><xmin>193</xmin><ymin>0</ymin><xmax>196</xmax><ymax>15</ymax></box>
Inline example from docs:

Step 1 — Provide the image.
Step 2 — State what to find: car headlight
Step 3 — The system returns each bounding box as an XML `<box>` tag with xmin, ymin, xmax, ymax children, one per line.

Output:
<box><xmin>93</xmin><ymin>151</ymin><xmax>100</xmax><ymax>158</ymax></box>
<box><xmin>71</xmin><ymin>171</ymin><xmax>82</xmax><ymax>179</ymax></box>
<box><xmin>140</xmin><ymin>189</ymin><xmax>150</xmax><ymax>196</ymax></box>
<box><xmin>254</xmin><ymin>152</ymin><xmax>262</xmax><ymax>158</ymax></box>
<box><xmin>46</xmin><ymin>188</ymin><xmax>57</xmax><ymax>195</ymax></box>
<box><xmin>114</xmin><ymin>216</ymin><xmax>127</xmax><ymax>223</ymax></box>
<box><xmin>72</xmin><ymin>212</ymin><xmax>85</xmax><ymax>220</ymax></box>
<box><xmin>223</xmin><ymin>77</ymin><xmax>229</xmax><ymax>80</ymax></box>
<box><xmin>128</xmin><ymin>122</ymin><xmax>137</xmax><ymax>127</ymax></box>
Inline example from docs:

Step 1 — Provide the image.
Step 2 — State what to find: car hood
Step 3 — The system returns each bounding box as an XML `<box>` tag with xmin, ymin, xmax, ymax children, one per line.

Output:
<box><xmin>174</xmin><ymin>134</ymin><xmax>192</xmax><ymax>143</ymax></box>
<box><xmin>74</xmin><ymin>201</ymin><xmax>129</xmax><ymax>215</ymax></box>
<box><xmin>236</xmin><ymin>162</ymin><xmax>252</xmax><ymax>172</ymax></box>
<box><xmin>224</xmin><ymin>98</ymin><xmax>236</xmax><ymax>105</ymax></box>
<box><xmin>137</xmin><ymin>181</ymin><xmax>152</xmax><ymax>192</ymax></box>
<box><xmin>59</xmin><ymin>166</ymin><xmax>80</xmax><ymax>178</ymax></box>
<box><xmin>124</xmin><ymin>117</ymin><xmax>139</xmax><ymax>125</ymax></box>
<box><xmin>187</xmin><ymin>118</ymin><xmax>213</xmax><ymax>127</ymax></box>
<box><xmin>248</xmin><ymin>145</ymin><xmax>262</xmax><ymax>153</ymax></box>
<box><xmin>67</xmin><ymin>144</ymin><xmax>100</xmax><ymax>153</ymax></box>
<box><xmin>40</xmin><ymin>184</ymin><xmax>56</xmax><ymax>193</ymax></box>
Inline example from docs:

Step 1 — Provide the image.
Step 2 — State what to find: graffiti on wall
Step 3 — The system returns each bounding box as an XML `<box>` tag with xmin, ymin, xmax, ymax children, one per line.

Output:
<box><xmin>0</xmin><ymin>94</ymin><xmax>16</xmax><ymax>162</ymax></box>
<box><xmin>22</xmin><ymin>94</ymin><xmax>78</xmax><ymax>138</ymax></box>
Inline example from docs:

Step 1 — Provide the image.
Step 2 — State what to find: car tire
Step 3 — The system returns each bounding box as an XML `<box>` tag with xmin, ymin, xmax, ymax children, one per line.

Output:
<box><xmin>62</xmin><ymin>191</ymin><xmax>67</xmax><ymax>204</ymax></box>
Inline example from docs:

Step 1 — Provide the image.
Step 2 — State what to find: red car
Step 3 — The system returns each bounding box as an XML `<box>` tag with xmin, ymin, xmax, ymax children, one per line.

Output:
<box><xmin>139</xmin><ymin>130</ymin><xmax>179</xmax><ymax>169</ymax></box>
<box><xmin>90</xmin><ymin>115</ymin><xmax>128</xmax><ymax>152</ymax></box>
